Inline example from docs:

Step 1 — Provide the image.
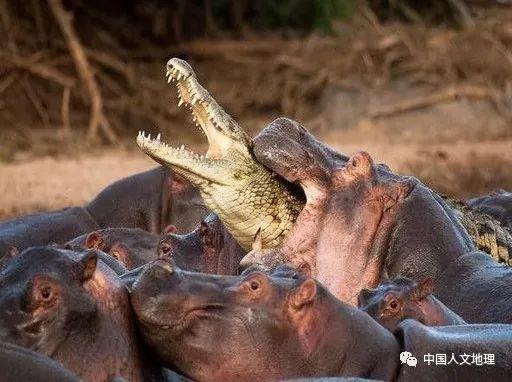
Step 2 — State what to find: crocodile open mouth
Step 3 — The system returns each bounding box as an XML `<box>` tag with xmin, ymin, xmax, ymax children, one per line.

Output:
<box><xmin>137</xmin><ymin>58</ymin><xmax>251</xmax><ymax>184</ymax></box>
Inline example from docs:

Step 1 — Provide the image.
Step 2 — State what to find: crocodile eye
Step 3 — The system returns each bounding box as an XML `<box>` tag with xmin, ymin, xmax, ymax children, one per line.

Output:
<box><xmin>389</xmin><ymin>300</ymin><xmax>398</xmax><ymax>309</ymax></box>
<box><xmin>110</xmin><ymin>251</ymin><xmax>119</xmax><ymax>260</ymax></box>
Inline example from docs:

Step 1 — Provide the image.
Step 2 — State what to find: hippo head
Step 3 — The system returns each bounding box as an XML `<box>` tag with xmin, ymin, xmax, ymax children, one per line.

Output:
<box><xmin>131</xmin><ymin>259</ymin><xmax>340</xmax><ymax>382</ymax></box>
<box><xmin>0</xmin><ymin>246</ymin><xmax>98</xmax><ymax>353</ymax></box>
<box><xmin>358</xmin><ymin>277</ymin><xmax>434</xmax><ymax>332</ymax></box>
<box><xmin>158</xmin><ymin>213</ymin><xmax>245</xmax><ymax>275</ymax></box>
<box><xmin>243</xmin><ymin>118</ymin><xmax>473</xmax><ymax>305</ymax></box>
<box><xmin>67</xmin><ymin>228</ymin><xmax>161</xmax><ymax>270</ymax></box>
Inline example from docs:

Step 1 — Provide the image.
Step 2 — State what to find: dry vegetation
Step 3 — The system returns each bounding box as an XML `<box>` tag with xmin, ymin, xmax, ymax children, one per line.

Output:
<box><xmin>0</xmin><ymin>1</ymin><xmax>511</xmax><ymax>220</ymax></box>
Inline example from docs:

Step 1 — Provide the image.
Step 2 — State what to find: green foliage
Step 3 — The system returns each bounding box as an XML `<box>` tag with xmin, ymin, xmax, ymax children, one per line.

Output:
<box><xmin>257</xmin><ymin>0</ymin><xmax>354</xmax><ymax>32</ymax></box>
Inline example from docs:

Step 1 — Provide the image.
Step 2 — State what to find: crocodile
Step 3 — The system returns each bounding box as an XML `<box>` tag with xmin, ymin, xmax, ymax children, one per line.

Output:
<box><xmin>137</xmin><ymin>58</ymin><xmax>304</xmax><ymax>251</ymax></box>
<box><xmin>137</xmin><ymin>58</ymin><xmax>512</xmax><ymax>262</ymax></box>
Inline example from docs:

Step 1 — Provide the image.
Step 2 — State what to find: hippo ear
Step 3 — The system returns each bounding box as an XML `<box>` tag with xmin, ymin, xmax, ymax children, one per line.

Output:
<box><xmin>416</xmin><ymin>278</ymin><xmax>434</xmax><ymax>299</ymax></box>
<box><xmin>170</xmin><ymin>173</ymin><xmax>187</xmax><ymax>193</ymax></box>
<box><xmin>292</xmin><ymin>279</ymin><xmax>317</xmax><ymax>309</ymax></box>
<box><xmin>76</xmin><ymin>250</ymin><xmax>98</xmax><ymax>281</ymax></box>
<box><xmin>252</xmin><ymin>228</ymin><xmax>263</xmax><ymax>252</ymax></box>
<box><xmin>163</xmin><ymin>224</ymin><xmax>178</xmax><ymax>234</ymax></box>
<box><xmin>109</xmin><ymin>243</ymin><xmax>129</xmax><ymax>267</ymax></box>
<box><xmin>85</xmin><ymin>232</ymin><xmax>106</xmax><ymax>251</ymax></box>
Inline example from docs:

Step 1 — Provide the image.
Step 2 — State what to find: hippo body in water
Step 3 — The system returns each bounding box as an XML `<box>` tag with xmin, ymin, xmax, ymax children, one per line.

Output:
<box><xmin>0</xmin><ymin>246</ymin><xmax>167</xmax><ymax>382</ymax></box>
<box><xmin>131</xmin><ymin>261</ymin><xmax>400</xmax><ymax>382</ymax></box>
<box><xmin>0</xmin><ymin>166</ymin><xmax>209</xmax><ymax>252</ymax></box>
<box><xmin>0</xmin><ymin>341</ymin><xmax>80</xmax><ymax>382</ymax></box>
<box><xmin>467</xmin><ymin>190</ymin><xmax>512</xmax><ymax>231</ymax></box>
<box><xmin>242</xmin><ymin>118</ymin><xmax>512</xmax><ymax>323</ymax></box>
<box><xmin>358</xmin><ymin>277</ymin><xmax>466</xmax><ymax>332</ymax></box>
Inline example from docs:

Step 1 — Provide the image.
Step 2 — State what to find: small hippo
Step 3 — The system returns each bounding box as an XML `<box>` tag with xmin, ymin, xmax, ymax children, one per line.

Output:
<box><xmin>467</xmin><ymin>189</ymin><xmax>512</xmax><ymax>231</ymax></box>
<box><xmin>358</xmin><ymin>277</ymin><xmax>466</xmax><ymax>332</ymax></box>
<box><xmin>67</xmin><ymin>227</ymin><xmax>162</xmax><ymax>270</ymax></box>
<box><xmin>0</xmin><ymin>245</ymin><xmax>166</xmax><ymax>382</ymax></box>
<box><xmin>86</xmin><ymin>166</ymin><xmax>209</xmax><ymax>234</ymax></box>
<box><xmin>131</xmin><ymin>260</ymin><xmax>400</xmax><ymax>382</ymax></box>
<box><xmin>158</xmin><ymin>213</ymin><xmax>245</xmax><ymax>275</ymax></box>
<box><xmin>0</xmin><ymin>341</ymin><xmax>80</xmax><ymax>382</ymax></box>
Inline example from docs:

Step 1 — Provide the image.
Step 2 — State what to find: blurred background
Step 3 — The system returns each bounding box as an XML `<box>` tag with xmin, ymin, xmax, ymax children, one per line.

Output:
<box><xmin>0</xmin><ymin>0</ymin><xmax>511</xmax><ymax>219</ymax></box>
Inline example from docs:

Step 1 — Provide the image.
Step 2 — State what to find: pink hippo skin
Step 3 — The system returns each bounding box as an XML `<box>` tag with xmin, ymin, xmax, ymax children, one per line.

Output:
<box><xmin>0</xmin><ymin>246</ymin><xmax>168</xmax><ymax>382</ymax></box>
<box><xmin>130</xmin><ymin>261</ymin><xmax>400</xmax><ymax>382</ymax></box>
<box><xmin>241</xmin><ymin>118</ymin><xmax>512</xmax><ymax>324</ymax></box>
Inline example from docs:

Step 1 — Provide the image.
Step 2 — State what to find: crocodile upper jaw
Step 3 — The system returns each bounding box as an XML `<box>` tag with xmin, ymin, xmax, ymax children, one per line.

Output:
<box><xmin>137</xmin><ymin>58</ymin><xmax>253</xmax><ymax>187</ymax></box>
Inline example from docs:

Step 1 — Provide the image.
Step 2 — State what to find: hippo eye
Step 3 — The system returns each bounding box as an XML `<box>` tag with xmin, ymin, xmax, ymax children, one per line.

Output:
<box><xmin>250</xmin><ymin>281</ymin><xmax>260</xmax><ymax>291</ymax></box>
<box><xmin>160</xmin><ymin>243</ymin><xmax>172</xmax><ymax>255</ymax></box>
<box><xmin>40</xmin><ymin>286</ymin><xmax>53</xmax><ymax>301</ymax></box>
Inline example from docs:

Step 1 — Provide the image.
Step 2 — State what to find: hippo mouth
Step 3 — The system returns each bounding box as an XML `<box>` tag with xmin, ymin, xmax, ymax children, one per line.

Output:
<box><xmin>136</xmin><ymin>303</ymin><xmax>226</xmax><ymax>333</ymax></box>
<box><xmin>137</xmin><ymin>58</ymin><xmax>253</xmax><ymax>185</ymax></box>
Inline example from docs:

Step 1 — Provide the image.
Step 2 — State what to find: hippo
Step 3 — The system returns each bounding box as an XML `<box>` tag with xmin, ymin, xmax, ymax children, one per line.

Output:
<box><xmin>0</xmin><ymin>166</ymin><xmax>209</xmax><ymax>252</ymax></box>
<box><xmin>395</xmin><ymin>319</ymin><xmax>512</xmax><ymax>382</ymax></box>
<box><xmin>0</xmin><ymin>245</ymin><xmax>167</xmax><ymax>382</ymax></box>
<box><xmin>358</xmin><ymin>277</ymin><xmax>466</xmax><ymax>332</ymax></box>
<box><xmin>0</xmin><ymin>341</ymin><xmax>80</xmax><ymax>382</ymax></box>
<box><xmin>67</xmin><ymin>227</ymin><xmax>162</xmax><ymax>270</ymax></box>
<box><xmin>241</xmin><ymin>118</ymin><xmax>512</xmax><ymax>323</ymax></box>
<box><xmin>130</xmin><ymin>260</ymin><xmax>512</xmax><ymax>381</ymax></box>
<box><xmin>131</xmin><ymin>260</ymin><xmax>400</xmax><ymax>382</ymax></box>
<box><xmin>0</xmin><ymin>207</ymin><xmax>99</xmax><ymax>251</ymax></box>
<box><xmin>467</xmin><ymin>189</ymin><xmax>512</xmax><ymax>232</ymax></box>
<box><xmin>86</xmin><ymin>166</ymin><xmax>208</xmax><ymax>234</ymax></box>
<box><xmin>158</xmin><ymin>213</ymin><xmax>246</xmax><ymax>275</ymax></box>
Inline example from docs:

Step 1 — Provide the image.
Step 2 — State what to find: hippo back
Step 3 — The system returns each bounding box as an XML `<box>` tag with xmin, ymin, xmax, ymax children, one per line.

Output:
<box><xmin>0</xmin><ymin>207</ymin><xmax>99</xmax><ymax>250</ymax></box>
<box><xmin>467</xmin><ymin>190</ymin><xmax>512</xmax><ymax>232</ymax></box>
<box><xmin>434</xmin><ymin>251</ymin><xmax>512</xmax><ymax>323</ymax></box>
<box><xmin>396</xmin><ymin>319</ymin><xmax>512</xmax><ymax>382</ymax></box>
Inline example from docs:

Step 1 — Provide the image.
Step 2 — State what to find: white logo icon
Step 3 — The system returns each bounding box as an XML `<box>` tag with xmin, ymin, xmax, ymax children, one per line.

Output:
<box><xmin>400</xmin><ymin>351</ymin><xmax>418</xmax><ymax>367</ymax></box>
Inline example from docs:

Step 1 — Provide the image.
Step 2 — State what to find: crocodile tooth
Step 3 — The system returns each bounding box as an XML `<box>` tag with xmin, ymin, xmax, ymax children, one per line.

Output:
<box><xmin>156</xmin><ymin>133</ymin><xmax>161</xmax><ymax>141</ymax></box>
<box><xmin>180</xmin><ymin>144</ymin><xmax>185</xmax><ymax>150</ymax></box>
<box><xmin>178</xmin><ymin>98</ymin><xmax>184</xmax><ymax>107</ymax></box>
